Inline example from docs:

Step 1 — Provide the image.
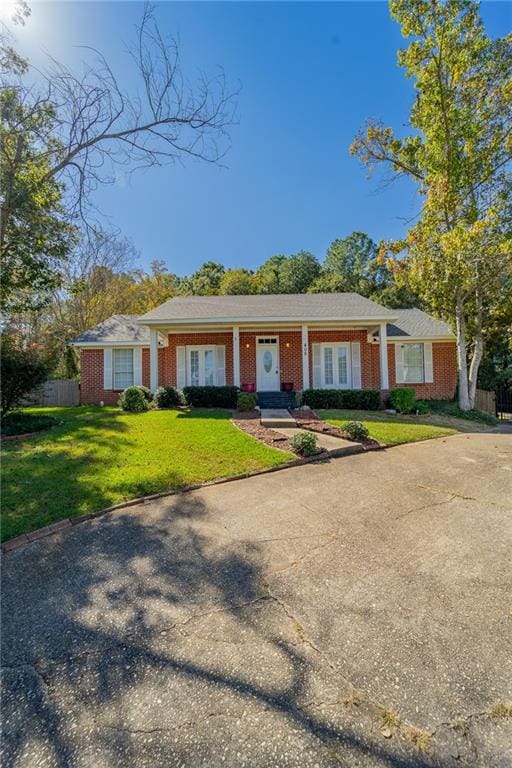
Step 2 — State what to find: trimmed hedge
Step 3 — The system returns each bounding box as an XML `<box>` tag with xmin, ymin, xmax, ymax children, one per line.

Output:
<box><xmin>155</xmin><ymin>386</ymin><xmax>183</xmax><ymax>408</ymax></box>
<box><xmin>301</xmin><ymin>388</ymin><xmax>381</xmax><ymax>411</ymax></box>
<box><xmin>182</xmin><ymin>385</ymin><xmax>239</xmax><ymax>408</ymax></box>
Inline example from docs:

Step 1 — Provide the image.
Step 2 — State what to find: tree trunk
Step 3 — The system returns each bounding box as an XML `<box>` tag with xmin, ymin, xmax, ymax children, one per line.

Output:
<box><xmin>468</xmin><ymin>293</ymin><xmax>484</xmax><ymax>410</ymax></box>
<box><xmin>455</xmin><ymin>291</ymin><xmax>471</xmax><ymax>411</ymax></box>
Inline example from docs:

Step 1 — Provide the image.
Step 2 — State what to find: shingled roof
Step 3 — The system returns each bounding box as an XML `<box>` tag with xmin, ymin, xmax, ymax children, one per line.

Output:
<box><xmin>71</xmin><ymin>315</ymin><xmax>150</xmax><ymax>345</ymax></box>
<box><xmin>71</xmin><ymin>300</ymin><xmax>454</xmax><ymax>345</ymax></box>
<box><xmin>386</xmin><ymin>309</ymin><xmax>454</xmax><ymax>339</ymax></box>
<box><xmin>139</xmin><ymin>293</ymin><xmax>397</xmax><ymax>323</ymax></box>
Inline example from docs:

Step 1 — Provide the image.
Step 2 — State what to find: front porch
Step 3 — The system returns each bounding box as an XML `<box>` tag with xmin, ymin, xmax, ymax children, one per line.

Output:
<box><xmin>147</xmin><ymin>323</ymin><xmax>391</xmax><ymax>394</ymax></box>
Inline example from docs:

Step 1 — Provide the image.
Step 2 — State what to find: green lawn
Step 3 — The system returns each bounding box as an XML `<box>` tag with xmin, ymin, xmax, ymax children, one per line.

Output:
<box><xmin>317</xmin><ymin>409</ymin><xmax>460</xmax><ymax>446</ymax></box>
<box><xmin>1</xmin><ymin>406</ymin><xmax>292</xmax><ymax>542</ymax></box>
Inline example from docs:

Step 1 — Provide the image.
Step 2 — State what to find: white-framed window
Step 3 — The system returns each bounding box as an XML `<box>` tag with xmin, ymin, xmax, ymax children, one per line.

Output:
<box><xmin>321</xmin><ymin>343</ymin><xmax>351</xmax><ymax>388</ymax></box>
<box><xmin>187</xmin><ymin>346</ymin><xmax>216</xmax><ymax>387</ymax></box>
<box><xmin>402</xmin><ymin>343</ymin><xmax>424</xmax><ymax>384</ymax></box>
<box><xmin>113</xmin><ymin>348</ymin><xmax>134</xmax><ymax>389</ymax></box>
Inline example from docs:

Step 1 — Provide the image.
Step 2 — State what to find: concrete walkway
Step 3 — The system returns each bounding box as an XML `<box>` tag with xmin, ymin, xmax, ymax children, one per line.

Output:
<box><xmin>259</xmin><ymin>408</ymin><xmax>297</xmax><ymax>428</ymax></box>
<box><xmin>2</xmin><ymin>433</ymin><xmax>512</xmax><ymax>767</ymax></box>
<box><xmin>274</xmin><ymin>425</ymin><xmax>360</xmax><ymax>453</ymax></box>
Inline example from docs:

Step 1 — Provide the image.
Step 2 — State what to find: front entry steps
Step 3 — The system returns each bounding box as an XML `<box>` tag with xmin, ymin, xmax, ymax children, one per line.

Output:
<box><xmin>257</xmin><ymin>391</ymin><xmax>296</xmax><ymax>409</ymax></box>
<box><xmin>260</xmin><ymin>409</ymin><xmax>297</xmax><ymax>429</ymax></box>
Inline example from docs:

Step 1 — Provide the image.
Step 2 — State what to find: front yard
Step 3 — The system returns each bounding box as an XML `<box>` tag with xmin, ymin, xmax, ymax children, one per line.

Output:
<box><xmin>317</xmin><ymin>409</ymin><xmax>487</xmax><ymax>446</ymax></box>
<box><xmin>1</xmin><ymin>406</ymin><xmax>292</xmax><ymax>542</ymax></box>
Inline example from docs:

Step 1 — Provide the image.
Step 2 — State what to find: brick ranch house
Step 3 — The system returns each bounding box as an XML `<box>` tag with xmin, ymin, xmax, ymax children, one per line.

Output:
<box><xmin>71</xmin><ymin>293</ymin><xmax>458</xmax><ymax>406</ymax></box>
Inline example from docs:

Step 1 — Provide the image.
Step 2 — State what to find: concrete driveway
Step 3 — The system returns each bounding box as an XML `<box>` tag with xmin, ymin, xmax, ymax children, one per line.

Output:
<box><xmin>2</xmin><ymin>432</ymin><xmax>511</xmax><ymax>767</ymax></box>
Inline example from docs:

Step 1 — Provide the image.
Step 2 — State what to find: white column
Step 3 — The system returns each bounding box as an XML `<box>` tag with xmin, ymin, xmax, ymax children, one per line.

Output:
<box><xmin>232</xmin><ymin>326</ymin><xmax>240</xmax><ymax>387</ymax></box>
<box><xmin>150</xmin><ymin>328</ymin><xmax>159</xmax><ymax>392</ymax></box>
<box><xmin>301</xmin><ymin>324</ymin><xmax>309</xmax><ymax>390</ymax></box>
<box><xmin>379</xmin><ymin>322</ymin><xmax>389</xmax><ymax>390</ymax></box>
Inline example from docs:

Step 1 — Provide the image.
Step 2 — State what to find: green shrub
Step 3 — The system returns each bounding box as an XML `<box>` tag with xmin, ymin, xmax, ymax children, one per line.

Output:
<box><xmin>290</xmin><ymin>430</ymin><xmax>318</xmax><ymax>456</ymax></box>
<box><xmin>344</xmin><ymin>420</ymin><xmax>369</xmax><ymax>441</ymax></box>
<box><xmin>237</xmin><ymin>392</ymin><xmax>257</xmax><ymax>411</ymax></box>
<box><xmin>389</xmin><ymin>387</ymin><xmax>416</xmax><ymax>414</ymax></box>
<box><xmin>301</xmin><ymin>388</ymin><xmax>381</xmax><ymax>410</ymax></box>
<box><xmin>415</xmin><ymin>400</ymin><xmax>430</xmax><ymax>415</ymax></box>
<box><xmin>139</xmin><ymin>386</ymin><xmax>154</xmax><ymax>403</ymax></box>
<box><xmin>118</xmin><ymin>386</ymin><xmax>149</xmax><ymax>412</ymax></box>
<box><xmin>182</xmin><ymin>386</ymin><xmax>239</xmax><ymax>408</ymax></box>
<box><xmin>154</xmin><ymin>386</ymin><xmax>182</xmax><ymax>408</ymax></box>
<box><xmin>0</xmin><ymin>334</ymin><xmax>50</xmax><ymax>416</ymax></box>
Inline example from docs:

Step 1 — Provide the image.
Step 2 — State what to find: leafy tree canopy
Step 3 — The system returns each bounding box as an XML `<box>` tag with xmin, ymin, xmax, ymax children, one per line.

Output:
<box><xmin>351</xmin><ymin>0</ymin><xmax>512</xmax><ymax>409</ymax></box>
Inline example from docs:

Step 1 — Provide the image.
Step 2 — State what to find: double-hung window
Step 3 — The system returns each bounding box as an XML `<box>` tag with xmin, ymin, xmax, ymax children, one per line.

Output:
<box><xmin>402</xmin><ymin>343</ymin><xmax>424</xmax><ymax>384</ymax></box>
<box><xmin>187</xmin><ymin>346</ymin><xmax>216</xmax><ymax>387</ymax></box>
<box><xmin>321</xmin><ymin>343</ymin><xmax>351</xmax><ymax>388</ymax></box>
<box><xmin>113</xmin><ymin>348</ymin><xmax>134</xmax><ymax>389</ymax></box>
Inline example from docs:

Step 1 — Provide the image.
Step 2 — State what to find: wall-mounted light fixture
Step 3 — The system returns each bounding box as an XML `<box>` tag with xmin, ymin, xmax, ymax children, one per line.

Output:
<box><xmin>245</xmin><ymin>343</ymin><xmax>250</xmax><ymax>348</ymax></box>
<box><xmin>285</xmin><ymin>342</ymin><xmax>290</xmax><ymax>348</ymax></box>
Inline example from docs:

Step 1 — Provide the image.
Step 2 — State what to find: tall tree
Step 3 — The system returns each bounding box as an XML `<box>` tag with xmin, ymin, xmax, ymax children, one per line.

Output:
<box><xmin>0</xmin><ymin>88</ymin><xmax>77</xmax><ymax>313</ymax></box>
<box><xmin>0</xmin><ymin>2</ymin><xmax>236</xmax><ymax>316</ymax></box>
<box><xmin>279</xmin><ymin>251</ymin><xmax>321</xmax><ymax>293</ymax></box>
<box><xmin>351</xmin><ymin>0</ymin><xmax>512</xmax><ymax>410</ymax></box>
<box><xmin>219</xmin><ymin>268</ymin><xmax>256</xmax><ymax>295</ymax></box>
<box><xmin>182</xmin><ymin>261</ymin><xmax>225</xmax><ymax>296</ymax></box>
<box><xmin>254</xmin><ymin>255</ymin><xmax>287</xmax><ymax>294</ymax></box>
<box><xmin>324</xmin><ymin>232</ymin><xmax>378</xmax><ymax>292</ymax></box>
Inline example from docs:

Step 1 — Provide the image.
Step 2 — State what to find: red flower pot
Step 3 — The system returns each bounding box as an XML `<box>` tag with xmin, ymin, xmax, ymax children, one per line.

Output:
<box><xmin>281</xmin><ymin>382</ymin><xmax>294</xmax><ymax>392</ymax></box>
<box><xmin>242</xmin><ymin>382</ymin><xmax>256</xmax><ymax>393</ymax></box>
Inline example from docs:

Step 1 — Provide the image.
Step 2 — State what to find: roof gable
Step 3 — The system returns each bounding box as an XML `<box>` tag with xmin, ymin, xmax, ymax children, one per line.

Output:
<box><xmin>71</xmin><ymin>315</ymin><xmax>150</xmax><ymax>345</ymax></box>
<box><xmin>386</xmin><ymin>309</ymin><xmax>454</xmax><ymax>339</ymax></box>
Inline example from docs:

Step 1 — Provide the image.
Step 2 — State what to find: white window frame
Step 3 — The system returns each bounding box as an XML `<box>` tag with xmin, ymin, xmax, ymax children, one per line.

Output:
<box><xmin>401</xmin><ymin>342</ymin><xmax>425</xmax><ymax>384</ymax></box>
<box><xmin>319</xmin><ymin>342</ymin><xmax>352</xmax><ymax>389</ymax></box>
<box><xmin>186</xmin><ymin>345</ymin><xmax>216</xmax><ymax>387</ymax></box>
<box><xmin>113</xmin><ymin>347</ymin><xmax>134</xmax><ymax>390</ymax></box>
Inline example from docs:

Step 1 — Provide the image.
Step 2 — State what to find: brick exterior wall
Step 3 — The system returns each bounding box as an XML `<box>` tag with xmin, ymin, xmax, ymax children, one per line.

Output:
<box><xmin>80</xmin><ymin>348</ymin><xmax>151</xmax><ymax>405</ymax></box>
<box><xmin>79</xmin><ymin>332</ymin><xmax>457</xmax><ymax>404</ymax></box>
<box><xmin>387</xmin><ymin>341</ymin><xmax>457</xmax><ymax>400</ymax></box>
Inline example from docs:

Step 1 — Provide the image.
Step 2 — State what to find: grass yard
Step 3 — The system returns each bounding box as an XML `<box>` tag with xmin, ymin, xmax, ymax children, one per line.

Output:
<box><xmin>1</xmin><ymin>406</ymin><xmax>293</xmax><ymax>542</ymax></box>
<box><xmin>317</xmin><ymin>409</ymin><xmax>464</xmax><ymax>446</ymax></box>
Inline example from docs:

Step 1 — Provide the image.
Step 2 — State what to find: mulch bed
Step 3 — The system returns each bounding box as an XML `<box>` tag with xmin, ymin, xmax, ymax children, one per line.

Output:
<box><xmin>232</xmin><ymin>411</ymin><xmax>296</xmax><ymax>452</ymax></box>
<box><xmin>290</xmin><ymin>409</ymin><xmax>381</xmax><ymax>450</ymax></box>
<box><xmin>291</xmin><ymin>409</ymin><xmax>346</xmax><ymax>438</ymax></box>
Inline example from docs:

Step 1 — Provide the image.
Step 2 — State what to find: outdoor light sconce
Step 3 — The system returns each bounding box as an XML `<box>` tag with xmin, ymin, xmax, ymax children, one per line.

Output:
<box><xmin>245</xmin><ymin>343</ymin><xmax>250</xmax><ymax>348</ymax></box>
<box><xmin>285</xmin><ymin>342</ymin><xmax>290</xmax><ymax>348</ymax></box>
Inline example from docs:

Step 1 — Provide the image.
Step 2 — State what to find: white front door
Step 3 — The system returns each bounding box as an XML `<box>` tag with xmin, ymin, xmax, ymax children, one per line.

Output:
<box><xmin>256</xmin><ymin>338</ymin><xmax>280</xmax><ymax>391</ymax></box>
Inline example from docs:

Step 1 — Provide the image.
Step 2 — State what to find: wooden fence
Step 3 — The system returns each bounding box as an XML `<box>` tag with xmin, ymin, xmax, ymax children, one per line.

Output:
<box><xmin>26</xmin><ymin>379</ymin><xmax>80</xmax><ymax>407</ymax></box>
<box><xmin>474</xmin><ymin>388</ymin><xmax>496</xmax><ymax>416</ymax></box>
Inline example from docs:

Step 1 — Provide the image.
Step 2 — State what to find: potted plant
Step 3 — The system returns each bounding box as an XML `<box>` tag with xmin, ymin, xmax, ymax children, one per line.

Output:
<box><xmin>242</xmin><ymin>382</ymin><xmax>256</xmax><ymax>393</ymax></box>
<box><xmin>281</xmin><ymin>382</ymin><xmax>294</xmax><ymax>392</ymax></box>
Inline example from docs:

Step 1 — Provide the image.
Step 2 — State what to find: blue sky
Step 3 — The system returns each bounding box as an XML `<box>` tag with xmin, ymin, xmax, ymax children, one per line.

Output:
<box><xmin>15</xmin><ymin>1</ymin><xmax>511</xmax><ymax>275</ymax></box>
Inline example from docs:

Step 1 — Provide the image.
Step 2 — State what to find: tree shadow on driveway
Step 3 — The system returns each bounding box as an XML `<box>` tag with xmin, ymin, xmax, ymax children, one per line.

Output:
<box><xmin>2</xmin><ymin>493</ymin><xmax>440</xmax><ymax>768</ymax></box>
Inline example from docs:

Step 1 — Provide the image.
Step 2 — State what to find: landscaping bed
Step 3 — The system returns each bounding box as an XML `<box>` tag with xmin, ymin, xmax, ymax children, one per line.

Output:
<box><xmin>291</xmin><ymin>409</ymin><xmax>381</xmax><ymax>449</ymax></box>
<box><xmin>233</xmin><ymin>411</ymin><xmax>296</xmax><ymax>452</ymax></box>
